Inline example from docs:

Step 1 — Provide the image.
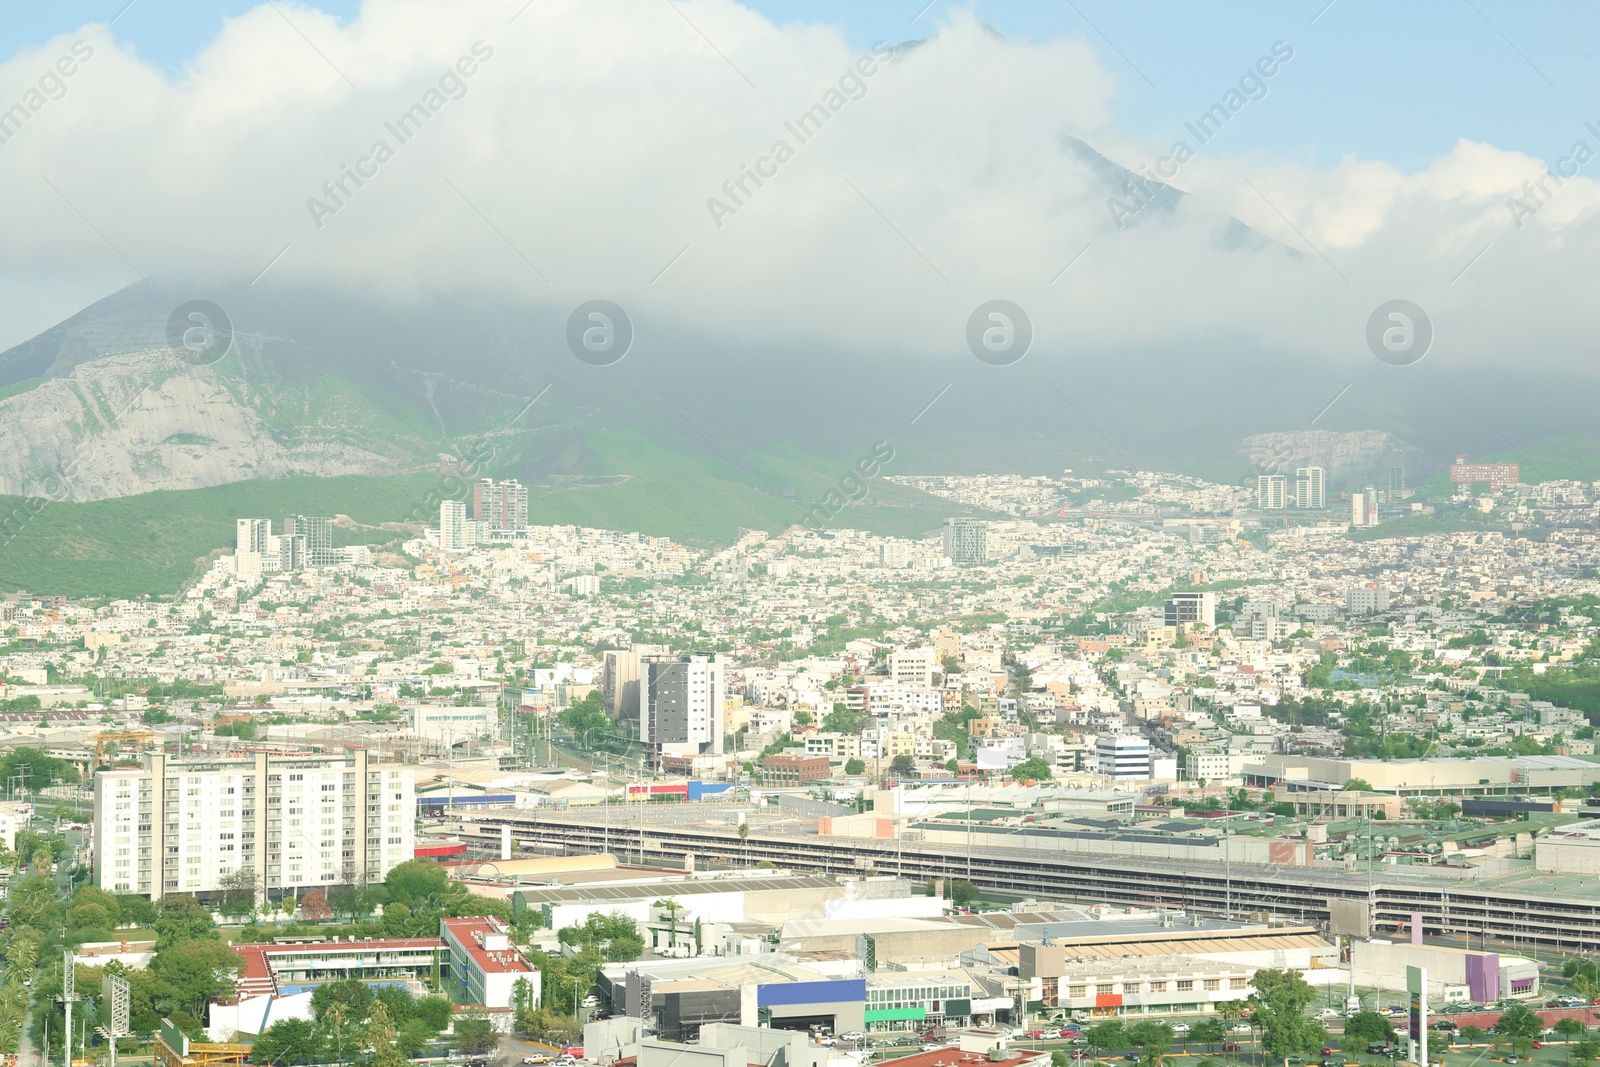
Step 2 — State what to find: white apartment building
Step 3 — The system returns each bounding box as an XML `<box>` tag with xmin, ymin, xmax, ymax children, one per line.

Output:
<box><xmin>638</xmin><ymin>653</ymin><xmax>726</xmax><ymax>767</ymax></box>
<box><xmin>1256</xmin><ymin>474</ymin><xmax>1286</xmax><ymax>510</ymax></box>
<box><xmin>887</xmin><ymin>647</ymin><xmax>938</xmax><ymax>687</ymax></box>
<box><xmin>440</xmin><ymin>500</ymin><xmax>470</xmax><ymax>552</ymax></box>
<box><xmin>1096</xmin><ymin>734</ymin><xmax>1151</xmax><ymax>781</ymax></box>
<box><xmin>92</xmin><ymin>751</ymin><xmax>414</xmax><ymax>903</ymax></box>
<box><xmin>1295</xmin><ymin>466</ymin><xmax>1326</xmax><ymax>509</ymax></box>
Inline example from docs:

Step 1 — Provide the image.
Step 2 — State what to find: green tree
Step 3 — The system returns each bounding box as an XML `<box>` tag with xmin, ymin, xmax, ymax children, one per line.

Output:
<box><xmin>1192</xmin><ymin>1017</ymin><xmax>1226</xmax><ymax>1052</ymax></box>
<box><xmin>1495</xmin><ymin>1004</ymin><xmax>1544</xmax><ymax>1053</ymax></box>
<box><xmin>453</xmin><ymin>1017</ymin><xmax>496</xmax><ymax>1054</ymax></box>
<box><xmin>888</xmin><ymin>754</ymin><xmax>916</xmax><ymax>777</ymax></box>
<box><xmin>363</xmin><ymin>1001</ymin><xmax>405</xmax><ymax>1067</ymax></box>
<box><xmin>1009</xmin><ymin>756</ymin><xmax>1055</xmax><ymax>782</ymax></box>
<box><xmin>1458</xmin><ymin>1026</ymin><xmax>1485</xmax><ymax>1045</ymax></box>
<box><xmin>1342</xmin><ymin>1012</ymin><xmax>1393</xmax><ymax>1054</ymax></box>
<box><xmin>150</xmin><ymin>940</ymin><xmax>246</xmax><ymax>1016</ymax></box>
<box><xmin>1247</xmin><ymin>968</ymin><xmax>1326</xmax><ymax>1067</ymax></box>
<box><xmin>153</xmin><ymin>894</ymin><xmax>219</xmax><ymax>950</ymax></box>
<box><xmin>1127</xmin><ymin>1021</ymin><xmax>1175</xmax><ymax>1067</ymax></box>
<box><xmin>844</xmin><ymin>758</ymin><xmax>866</xmax><ymax>775</ymax></box>
<box><xmin>1087</xmin><ymin>1021</ymin><xmax>1126</xmax><ymax>1058</ymax></box>
<box><xmin>248</xmin><ymin>1018</ymin><xmax>325</xmax><ymax>1064</ymax></box>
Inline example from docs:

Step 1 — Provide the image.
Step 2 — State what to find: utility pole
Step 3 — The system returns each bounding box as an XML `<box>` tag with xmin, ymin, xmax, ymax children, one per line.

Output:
<box><xmin>61</xmin><ymin>950</ymin><xmax>75</xmax><ymax>1067</ymax></box>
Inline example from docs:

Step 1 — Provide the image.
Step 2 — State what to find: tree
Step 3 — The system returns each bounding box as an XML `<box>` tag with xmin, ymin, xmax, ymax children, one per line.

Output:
<box><xmin>1087</xmin><ymin>1021</ymin><xmax>1126</xmax><ymax>1058</ymax></box>
<box><xmin>1345</xmin><ymin>778</ymin><xmax>1374</xmax><ymax>792</ymax></box>
<box><xmin>363</xmin><ymin>1001</ymin><xmax>405</xmax><ymax>1067</ymax></box>
<box><xmin>153</xmin><ymin>894</ymin><xmax>219</xmax><ymax>950</ymax></box>
<box><xmin>217</xmin><ymin>868</ymin><xmax>259</xmax><ymax>922</ymax></box>
<box><xmin>1247</xmin><ymin>968</ymin><xmax>1325</xmax><ymax>1067</ymax></box>
<box><xmin>1557</xmin><ymin>1019</ymin><xmax>1587</xmax><ymax>1044</ymax></box>
<box><xmin>1458</xmin><ymin>1026</ymin><xmax>1485</xmax><ymax>1045</ymax></box>
<box><xmin>1009</xmin><ymin>757</ymin><xmax>1055</xmax><ymax>782</ymax></box>
<box><xmin>1495</xmin><ymin>1004</ymin><xmax>1544</xmax><ymax>1054</ymax></box>
<box><xmin>385</xmin><ymin>860</ymin><xmax>464</xmax><ymax>911</ymax></box>
<box><xmin>1127</xmin><ymin>1021</ymin><xmax>1175</xmax><ymax>1067</ymax></box>
<box><xmin>1342</xmin><ymin>1011</ymin><xmax>1394</xmax><ymax>1053</ymax></box>
<box><xmin>453</xmin><ymin>1017</ymin><xmax>496</xmax><ymax>1055</ymax></box>
<box><xmin>888</xmin><ymin>754</ymin><xmax>916</xmax><ymax>777</ymax></box>
<box><xmin>249</xmin><ymin>1018</ymin><xmax>325</xmax><ymax>1064</ymax></box>
<box><xmin>150</xmin><ymin>939</ymin><xmax>246</xmax><ymax>1015</ymax></box>
<box><xmin>1574</xmin><ymin>1038</ymin><xmax>1600</xmax><ymax>1066</ymax></box>
<box><xmin>949</xmin><ymin>879</ymin><xmax>979</xmax><ymax>906</ymax></box>
<box><xmin>300</xmin><ymin>889</ymin><xmax>334</xmax><ymax>922</ymax></box>
<box><xmin>1192</xmin><ymin>1018</ymin><xmax>1226</xmax><ymax>1052</ymax></box>
<box><xmin>844</xmin><ymin>758</ymin><xmax>866</xmax><ymax>775</ymax></box>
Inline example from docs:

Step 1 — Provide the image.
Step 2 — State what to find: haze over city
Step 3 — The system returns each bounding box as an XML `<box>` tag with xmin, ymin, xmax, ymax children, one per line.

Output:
<box><xmin>0</xmin><ymin>7</ymin><xmax>1598</xmax><ymax>1067</ymax></box>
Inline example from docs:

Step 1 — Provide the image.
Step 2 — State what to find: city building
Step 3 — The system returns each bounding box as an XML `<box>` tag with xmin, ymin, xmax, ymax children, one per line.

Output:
<box><xmin>1450</xmin><ymin>456</ymin><xmax>1520</xmax><ymax>490</ymax></box>
<box><xmin>1096</xmin><ymin>734</ymin><xmax>1151</xmax><ymax>782</ymax></box>
<box><xmin>440</xmin><ymin>500</ymin><xmax>470</xmax><ymax>552</ymax></box>
<box><xmin>639</xmin><ymin>653</ymin><xmax>726</xmax><ymax>766</ymax></box>
<box><xmin>1388</xmin><ymin>463</ymin><xmax>1407</xmax><ymax>496</ymax></box>
<box><xmin>761</xmin><ymin>754</ymin><xmax>832</xmax><ymax>785</ymax></box>
<box><xmin>1256</xmin><ymin>474</ymin><xmax>1286</xmax><ymax>510</ymax></box>
<box><xmin>1163</xmin><ymin>591</ymin><xmax>1216</xmax><ymax>629</ymax></box>
<box><xmin>282</xmin><ymin>514</ymin><xmax>336</xmax><ymax>569</ymax></box>
<box><xmin>888</xmin><ymin>647</ymin><xmax>939</xmax><ymax>686</ymax></box>
<box><xmin>942</xmin><ymin>519</ymin><xmax>988</xmax><ymax>564</ymax></box>
<box><xmin>603</xmin><ymin>644</ymin><xmax>666</xmax><ymax>723</ymax></box>
<box><xmin>1346</xmin><ymin>585</ymin><xmax>1390</xmax><ymax>614</ymax></box>
<box><xmin>1350</xmin><ymin>491</ymin><xmax>1378</xmax><ymax>527</ymax></box>
<box><xmin>409</xmin><ymin>705</ymin><xmax>499</xmax><ymax>747</ymax></box>
<box><xmin>92</xmin><ymin>751</ymin><xmax>414</xmax><ymax>902</ymax></box>
<box><xmin>441</xmin><ymin>916</ymin><xmax>540</xmax><ymax>1008</ymax></box>
<box><xmin>1294</xmin><ymin>466</ymin><xmax>1325</xmax><ymax>509</ymax></box>
<box><xmin>471</xmin><ymin>478</ymin><xmax>530</xmax><ymax>530</ymax></box>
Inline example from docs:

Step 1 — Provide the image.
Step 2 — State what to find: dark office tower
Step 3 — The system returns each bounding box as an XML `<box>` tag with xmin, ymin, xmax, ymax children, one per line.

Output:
<box><xmin>1387</xmin><ymin>464</ymin><xmax>1406</xmax><ymax>495</ymax></box>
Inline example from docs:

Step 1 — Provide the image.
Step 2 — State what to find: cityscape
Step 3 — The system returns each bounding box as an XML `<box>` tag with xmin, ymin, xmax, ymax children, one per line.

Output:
<box><xmin>0</xmin><ymin>7</ymin><xmax>1597</xmax><ymax>1067</ymax></box>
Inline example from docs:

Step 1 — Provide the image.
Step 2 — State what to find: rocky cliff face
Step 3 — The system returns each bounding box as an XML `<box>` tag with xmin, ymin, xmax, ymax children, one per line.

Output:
<box><xmin>0</xmin><ymin>348</ymin><xmax>421</xmax><ymax>501</ymax></box>
<box><xmin>1238</xmin><ymin>429</ymin><xmax>1440</xmax><ymax>489</ymax></box>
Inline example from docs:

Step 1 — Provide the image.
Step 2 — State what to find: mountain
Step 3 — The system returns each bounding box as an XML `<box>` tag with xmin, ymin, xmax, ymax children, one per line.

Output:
<box><xmin>4</xmin><ymin>131</ymin><xmax>1600</xmax><ymax>595</ymax></box>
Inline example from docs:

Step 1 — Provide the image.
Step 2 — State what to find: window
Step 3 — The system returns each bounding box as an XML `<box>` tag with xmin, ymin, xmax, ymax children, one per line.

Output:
<box><xmin>1229</xmin><ymin>978</ymin><xmax>1247</xmax><ymax>990</ymax></box>
<box><xmin>1096</xmin><ymin>984</ymin><xmax>1113</xmax><ymax>996</ymax></box>
<box><xmin>1176</xmin><ymin>980</ymin><xmax>1193</xmax><ymax>992</ymax></box>
<box><xmin>1069</xmin><ymin>986</ymin><xmax>1086</xmax><ymax>998</ymax></box>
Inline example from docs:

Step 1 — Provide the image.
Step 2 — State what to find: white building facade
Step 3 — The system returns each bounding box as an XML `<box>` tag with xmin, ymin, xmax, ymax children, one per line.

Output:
<box><xmin>92</xmin><ymin>751</ymin><xmax>414</xmax><ymax>902</ymax></box>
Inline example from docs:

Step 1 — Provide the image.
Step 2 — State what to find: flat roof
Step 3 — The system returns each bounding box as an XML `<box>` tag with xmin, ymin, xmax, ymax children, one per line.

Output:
<box><xmin>512</xmin><ymin>874</ymin><xmax>838</xmax><ymax>904</ymax></box>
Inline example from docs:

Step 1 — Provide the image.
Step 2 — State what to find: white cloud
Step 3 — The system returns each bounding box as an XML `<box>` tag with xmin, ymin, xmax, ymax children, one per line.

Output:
<box><xmin>0</xmin><ymin>0</ymin><xmax>1596</xmax><ymax>370</ymax></box>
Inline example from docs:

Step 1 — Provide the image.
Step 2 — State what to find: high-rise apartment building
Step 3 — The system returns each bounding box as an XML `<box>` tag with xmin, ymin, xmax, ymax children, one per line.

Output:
<box><xmin>92</xmin><ymin>751</ymin><xmax>413</xmax><ymax>903</ymax></box>
<box><xmin>440</xmin><ymin>500</ymin><xmax>469</xmax><ymax>552</ymax></box>
<box><xmin>637</xmin><ymin>653</ymin><xmax>725</xmax><ymax>766</ymax></box>
<box><xmin>1294</xmin><ymin>466</ymin><xmax>1326</xmax><ymax>509</ymax></box>
<box><xmin>942</xmin><ymin>519</ymin><xmax>987</xmax><ymax>564</ymax></box>
<box><xmin>1256</xmin><ymin>474</ymin><xmax>1286</xmax><ymax>510</ymax></box>
<box><xmin>471</xmin><ymin>479</ymin><xmax>530</xmax><ymax>530</ymax></box>
<box><xmin>282</xmin><ymin>514</ymin><xmax>336</xmax><ymax>569</ymax></box>
<box><xmin>236</xmin><ymin>518</ymin><xmax>271</xmax><ymax>555</ymax></box>
<box><xmin>602</xmin><ymin>644</ymin><xmax>667</xmax><ymax>726</ymax></box>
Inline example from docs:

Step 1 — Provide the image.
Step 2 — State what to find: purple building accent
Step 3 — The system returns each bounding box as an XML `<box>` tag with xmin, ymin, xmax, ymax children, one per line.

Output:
<box><xmin>1466</xmin><ymin>953</ymin><xmax>1500</xmax><ymax>1003</ymax></box>
<box><xmin>1411</xmin><ymin>912</ymin><xmax>1424</xmax><ymax>944</ymax></box>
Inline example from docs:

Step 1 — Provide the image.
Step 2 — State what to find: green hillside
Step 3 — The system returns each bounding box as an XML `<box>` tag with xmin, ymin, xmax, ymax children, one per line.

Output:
<box><xmin>0</xmin><ymin>468</ymin><xmax>970</xmax><ymax>598</ymax></box>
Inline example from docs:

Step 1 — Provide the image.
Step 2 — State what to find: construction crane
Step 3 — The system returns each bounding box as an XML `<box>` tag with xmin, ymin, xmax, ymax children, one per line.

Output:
<box><xmin>94</xmin><ymin>729</ymin><xmax>158</xmax><ymax>767</ymax></box>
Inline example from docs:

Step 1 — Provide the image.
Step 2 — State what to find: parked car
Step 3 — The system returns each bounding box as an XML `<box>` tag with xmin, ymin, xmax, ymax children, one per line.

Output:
<box><xmin>1432</xmin><ymin>1021</ymin><xmax>1458</xmax><ymax>1032</ymax></box>
<box><xmin>1222</xmin><ymin>1043</ymin><xmax>1241</xmax><ymax>1052</ymax></box>
<box><xmin>1172</xmin><ymin>1024</ymin><xmax>1191</xmax><ymax>1035</ymax></box>
<box><xmin>1320</xmin><ymin>1047</ymin><xmax>1337</xmax><ymax>1056</ymax></box>
<box><xmin>1070</xmin><ymin>1053</ymin><xmax>1091</xmax><ymax>1061</ymax></box>
<box><xmin>1025</xmin><ymin>1031</ymin><xmax>1047</xmax><ymax>1040</ymax></box>
<box><xmin>1367</xmin><ymin>1045</ymin><xmax>1392</xmax><ymax>1056</ymax></box>
<box><xmin>1231</xmin><ymin>1024</ymin><xmax>1253</xmax><ymax>1033</ymax></box>
<box><xmin>1316</xmin><ymin>1010</ymin><xmax>1341</xmax><ymax>1021</ymax></box>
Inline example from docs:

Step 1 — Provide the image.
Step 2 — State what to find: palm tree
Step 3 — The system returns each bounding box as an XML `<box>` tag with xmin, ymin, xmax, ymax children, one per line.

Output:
<box><xmin>738</xmin><ymin>821</ymin><xmax>750</xmax><ymax>866</ymax></box>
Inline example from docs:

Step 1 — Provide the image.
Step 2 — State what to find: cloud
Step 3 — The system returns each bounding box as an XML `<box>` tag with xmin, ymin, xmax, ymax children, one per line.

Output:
<box><xmin>0</xmin><ymin>0</ymin><xmax>1597</xmax><ymax>371</ymax></box>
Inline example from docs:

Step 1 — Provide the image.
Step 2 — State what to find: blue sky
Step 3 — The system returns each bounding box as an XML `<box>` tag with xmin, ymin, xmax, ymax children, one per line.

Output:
<box><xmin>5</xmin><ymin>0</ymin><xmax>1594</xmax><ymax>172</ymax></box>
